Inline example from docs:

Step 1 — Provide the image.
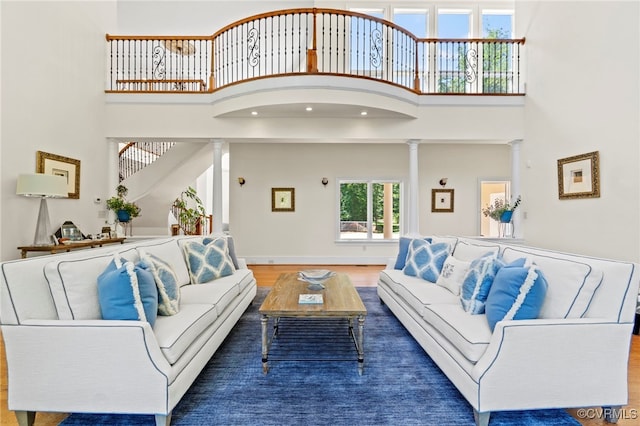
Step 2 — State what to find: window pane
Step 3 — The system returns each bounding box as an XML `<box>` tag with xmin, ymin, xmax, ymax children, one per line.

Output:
<box><xmin>372</xmin><ymin>182</ymin><xmax>400</xmax><ymax>239</ymax></box>
<box><xmin>340</xmin><ymin>183</ymin><xmax>368</xmax><ymax>239</ymax></box>
<box><xmin>394</xmin><ymin>9</ymin><xmax>427</xmax><ymax>38</ymax></box>
<box><xmin>482</xmin><ymin>11</ymin><xmax>514</xmax><ymax>93</ymax></box>
<box><xmin>482</xmin><ymin>13</ymin><xmax>513</xmax><ymax>38</ymax></box>
<box><xmin>437</xmin><ymin>11</ymin><xmax>470</xmax><ymax>38</ymax></box>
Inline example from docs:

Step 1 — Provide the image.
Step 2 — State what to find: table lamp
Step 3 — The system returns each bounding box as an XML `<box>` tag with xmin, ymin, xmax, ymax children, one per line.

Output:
<box><xmin>16</xmin><ymin>173</ymin><xmax>68</xmax><ymax>246</ymax></box>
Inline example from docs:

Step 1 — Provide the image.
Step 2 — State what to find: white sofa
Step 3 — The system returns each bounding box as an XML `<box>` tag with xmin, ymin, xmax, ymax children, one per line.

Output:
<box><xmin>0</xmin><ymin>235</ymin><xmax>256</xmax><ymax>426</ymax></box>
<box><xmin>378</xmin><ymin>236</ymin><xmax>640</xmax><ymax>426</ymax></box>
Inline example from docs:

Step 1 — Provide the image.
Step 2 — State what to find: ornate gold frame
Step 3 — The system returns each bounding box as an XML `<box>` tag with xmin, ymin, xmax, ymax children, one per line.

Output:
<box><xmin>36</xmin><ymin>151</ymin><xmax>81</xmax><ymax>199</ymax></box>
<box><xmin>557</xmin><ymin>151</ymin><xmax>600</xmax><ymax>199</ymax></box>
<box><xmin>272</xmin><ymin>187</ymin><xmax>295</xmax><ymax>212</ymax></box>
<box><xmin>431</xmin><ymin>189</ymin><xmax>454</xmax><ymax>212</ymax></box>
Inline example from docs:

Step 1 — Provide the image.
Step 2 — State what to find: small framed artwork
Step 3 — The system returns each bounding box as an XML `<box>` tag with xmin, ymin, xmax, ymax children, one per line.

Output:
<box><xmin>557</xmin><ymin>151</ymin><xmax>600</xmax><ymax>199</ymax></box>
<box><xmin>272</xmin><ymin>187</ymin><xmax>295</xmax><ymax>212</ymax></box>
<box><xmin>36</xmin><ymin>151</ymin><xmax>81</xmax><ymax>199</ymax></box>
<box><xmin>432</xmin><ymin>189</ymin><xmax>454</xmax><ymax>213</ymax></box>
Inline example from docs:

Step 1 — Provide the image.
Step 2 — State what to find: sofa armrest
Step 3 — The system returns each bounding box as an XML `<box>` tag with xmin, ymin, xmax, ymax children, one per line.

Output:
<box><xmin>2</xmin><ymin>319</ymin><xmax>173</xmax><ymax>413</ymax></box>
<box><xmin>472</xmin><ymin>318</ymin><xmax>633</xmax><ymax>410</ymax></box>
<box><xmin>385</xmin><ymin>258</ymin><xmax>396</xmax><ymax>270</ymax></box>
<box><xmin>237</xmin><ymin>258</ymin><xmax>249</xmax><ymax>269</ymax></box>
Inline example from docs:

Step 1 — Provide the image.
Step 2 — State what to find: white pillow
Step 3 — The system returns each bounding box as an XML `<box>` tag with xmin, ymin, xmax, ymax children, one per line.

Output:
<box><xmin>435</xmin><ymin>256</ymin><xmax>471</xmax><ymax>296</ymax></box>
<box><xmin>453</xmin><ymin>241</ymin><xmax>500</xmax><ymax>262</ymax></box>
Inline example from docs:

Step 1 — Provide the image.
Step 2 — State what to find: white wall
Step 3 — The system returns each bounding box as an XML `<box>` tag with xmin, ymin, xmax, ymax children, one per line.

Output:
<box><xmin>516</xmin><ymin>1</ymin><xmax>640</xmax><ymax>261</ymax></box>
<box><xmin>229</xmin><ymin>142</ymin><xmax>510</xmax><ymax>263</ymax></box>
<box><xmin>1</xmin><ymin>1</ymin><xmax>117</xmax><ymax>260</ymax></box>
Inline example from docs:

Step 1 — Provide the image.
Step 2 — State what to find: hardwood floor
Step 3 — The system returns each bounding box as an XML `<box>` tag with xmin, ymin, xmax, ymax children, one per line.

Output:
<box><xmin>1</xmin><ymin>264</ymin><xmax>638</xmax><ymax>425</ymax></box>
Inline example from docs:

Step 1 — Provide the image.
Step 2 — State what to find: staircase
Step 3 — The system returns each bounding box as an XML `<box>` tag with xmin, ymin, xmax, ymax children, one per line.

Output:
<box><xmin>118</xmin><ymin>142</ymin><xmax>215</xmax><ymax>235</ymax></box>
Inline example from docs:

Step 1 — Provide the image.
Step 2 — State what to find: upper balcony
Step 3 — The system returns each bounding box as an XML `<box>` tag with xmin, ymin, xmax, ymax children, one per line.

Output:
<box><xmin>105</xmin><ymin>8</ymin><xmax>525</xmax><ymax>100</ymax></box>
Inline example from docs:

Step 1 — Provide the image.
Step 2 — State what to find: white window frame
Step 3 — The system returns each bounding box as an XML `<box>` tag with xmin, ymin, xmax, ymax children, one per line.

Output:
<box><xmin>336</xmin><ymin>178</ymin><xmax>403</xmax><ymax>242</ymax></box>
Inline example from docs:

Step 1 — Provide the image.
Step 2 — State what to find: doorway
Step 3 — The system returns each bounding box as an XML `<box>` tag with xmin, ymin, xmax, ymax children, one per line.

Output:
<box><xmin>479</xmin><ymin>180</ymin><xmax>510</xmax><ymax>237</ymax></box>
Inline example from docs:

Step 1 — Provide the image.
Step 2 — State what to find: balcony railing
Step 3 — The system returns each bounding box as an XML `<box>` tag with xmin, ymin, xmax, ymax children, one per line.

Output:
<box><xmin>106</xmin><ymin>8</ymin><xmax>525</xmax><ymax>95</ymax></box>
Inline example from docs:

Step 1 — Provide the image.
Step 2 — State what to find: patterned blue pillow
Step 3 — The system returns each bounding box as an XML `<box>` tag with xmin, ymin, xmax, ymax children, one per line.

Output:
<box><xmin>182</xmin><ymin>237</ymin><xmax>236</xmax><ymax>284</ymax></box>
<box><xmin>97</xmin><ymin>256</ymin><xmax>158</xmax><ymax>326</ymax></box>
<box><xmin>394</xmin><ymin>236</ymin><xmax>432</xmax><ymax>270</ymax></box>
<box><xmin>485</xmin><ymin>259</ymin><xmax>548</xmax><ymax>331</ymax></box>
<box><xmin>460</xmin><ymin>253</ymin><xmax>503</xmax><ymax>314</ymax></box>
<box><xmin>402</xmin><ymin>239</ymin><xmax>450</xmax><ymax>282</ymax></box>
<box><xmin>142</xmin><ymin>253</ymin><xmax>180</xmax><ymax>316</ymax></box>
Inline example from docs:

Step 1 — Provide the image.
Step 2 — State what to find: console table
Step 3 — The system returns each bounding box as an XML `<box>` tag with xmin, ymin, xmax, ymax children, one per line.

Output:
<box><xmin>18</xmin><ymin>238</ymin><xmax>126</xmax><ymax>258</ymax></box>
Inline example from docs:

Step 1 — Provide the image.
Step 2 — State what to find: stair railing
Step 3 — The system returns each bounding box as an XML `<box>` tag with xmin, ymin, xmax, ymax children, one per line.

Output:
<box><xmin>119</xmin><ymin>141</ymin><xmax>176</xmax><ymax>181</ymax></box>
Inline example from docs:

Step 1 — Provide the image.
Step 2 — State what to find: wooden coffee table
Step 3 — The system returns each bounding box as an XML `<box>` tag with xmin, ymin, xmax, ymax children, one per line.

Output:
<box><xmin>259</xmin><ymin>272</ymin><xmax>367</xmax><ymax>375</ymax></box>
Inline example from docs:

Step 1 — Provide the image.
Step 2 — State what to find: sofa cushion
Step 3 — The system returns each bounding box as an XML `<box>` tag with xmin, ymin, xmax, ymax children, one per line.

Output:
<box><xmin>502</xmin><ymin>247</ymin><xmax>603</xmax><ymax>318</ymax></box>
<box><xmin>460</xmin><ymin>253</ymin><xmax>503</xmax><ymax>314</ymax></box>
<box><xmin>97</xmin><ymin>256</ymin><xmax>158</xmax><ymax>326</ymax></box>
<box><xmin>402</xmin><ymin>240</ymin><xmax>450</xmax><ymax>282</ymax></box>
<box><xmin>153</xmin><ymin>303</ymin><xmax>218</xmax><ymax>364</ymax></box>
<box><xmin>436</xmin><ymin>256</ymin><xmax>471</xmax><ymax>296</ymax></box>
<box><xmin>141</xmin><ymin>253</ymin><xmax>180</xmax><ymax>316</ymax></box>
<box><xmin>453</xmin><ymin>240</ymin><xmax>500</xmax><ymax>262</ymax></box>
<box><xmin>180</xmin><ymin>277</ymin><xmax>242</xmax><ymax>316</ymax></box>
<box><xmin>380</xmin><ymin>270</ymin><xmax>459</xmax><ymax>316</ymax></box>
<box><xmin>423</xmin><ymin>304</ymin><xmax>492</xmax><ymax>364</ymax></box>
<box><xmin>138</xmin><ymin>239</ymin><xmax>190</xmax><ymax>287</ymax></box>
<box><xmin>485</xmin><ymin>259</ymin><xmax>548</xmax><ymax>331</ymax></box>
<box><xmin>182</xmin><ymin>237</ymin><xmax>236</xmax><ymax>284</ymax></box>
<box><xmin>44</xmin><ymin>253</ymin><xmax>115</xmax><ymax>320</ymax></box>
<box><xmin>394</xmin><ymin>236</ymin><xmax>431</xmax><ymax>270</ymax></box>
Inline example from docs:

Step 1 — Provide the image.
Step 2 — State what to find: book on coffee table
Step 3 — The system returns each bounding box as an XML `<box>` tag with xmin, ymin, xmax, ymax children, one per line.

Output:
<box><xmin>298</xmin><ymin>294</ymin><xmax>323</xmax><ymax>304</ymax></box>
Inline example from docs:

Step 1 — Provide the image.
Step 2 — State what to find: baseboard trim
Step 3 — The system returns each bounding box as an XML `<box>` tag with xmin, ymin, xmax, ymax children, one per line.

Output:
<box><xmin>245</xmin><ymin>256</ymin><xmax>388</xmax><ymax>265</ymax></box>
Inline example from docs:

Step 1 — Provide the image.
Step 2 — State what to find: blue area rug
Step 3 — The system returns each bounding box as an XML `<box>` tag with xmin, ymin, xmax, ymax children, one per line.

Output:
<box><xmin>61</xmin><ymin>287</ymin><xmax>579</xmax><ymax>426</ymax></box>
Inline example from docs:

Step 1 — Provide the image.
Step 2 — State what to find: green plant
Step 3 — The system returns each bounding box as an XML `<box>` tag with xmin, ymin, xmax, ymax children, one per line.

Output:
<box><xmin>106</xmin><ymin>185</ymin><xmax>141</xmax><ymax>219</ymax></box>
<box><xmin>173</xmin><ymin>187</ymin><xmax>206</xmax><ymax>231</ymax></box>
<box><xmin>482</xmin><ymin>196</ymin><xmax>521</xmax><ymax>221</ymax></box>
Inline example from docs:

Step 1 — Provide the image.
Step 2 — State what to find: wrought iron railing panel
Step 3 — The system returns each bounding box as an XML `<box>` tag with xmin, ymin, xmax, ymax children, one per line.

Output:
<box><xmin>119</xmin><ymin>141</ymin><xmax>176</xmax><ymax>181</ymax></box>
<box><xmin>105</xmin><ymin>9</ymin><xmax>525</xmax><ymax>95</ymax></box>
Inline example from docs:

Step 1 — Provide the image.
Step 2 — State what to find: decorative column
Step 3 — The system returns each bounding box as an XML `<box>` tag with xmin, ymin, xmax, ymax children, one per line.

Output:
<box><xmin>211</xmin><ymin>139</ymin><xmax>224</xmax><ymax>235</ymax></box>
<box><xmin>509</xmin><ymin>139</ymin><xmax>522</xmax><ymax>238</ymax></box>
<box><xmin>407</xmin><ymin>140</ymin><xmax>420</xmax><ymax>236</ymax></box>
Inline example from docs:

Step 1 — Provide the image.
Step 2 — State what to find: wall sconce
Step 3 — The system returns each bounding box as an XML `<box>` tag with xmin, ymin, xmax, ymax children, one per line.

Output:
<box><xmin>238</xmin><ymin>177</ymin><xmax>246</xmax><ymax>186</ymax></box>
<box><xmin>321</xmin><ymin>177</ymin><xmax>329</xmax><ymax>186</ymax></box>
<box><xmin>439</xmin><ymin>178</ymin><xmax>448</xmax><ymax>187</ymax></box>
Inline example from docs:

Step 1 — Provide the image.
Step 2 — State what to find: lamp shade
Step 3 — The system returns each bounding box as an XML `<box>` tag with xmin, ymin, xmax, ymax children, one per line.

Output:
<box><xmin>16</xmin><ymin>173</ymin><xmax>68</xmax><ymax>198</ymax></box>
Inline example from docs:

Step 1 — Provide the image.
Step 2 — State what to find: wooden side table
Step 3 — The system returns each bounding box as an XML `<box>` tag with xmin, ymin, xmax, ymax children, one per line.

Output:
<box><xmin>18</xmin><ymin>238</ymin><xmax>126</xmax><ymax>258</ymax></box>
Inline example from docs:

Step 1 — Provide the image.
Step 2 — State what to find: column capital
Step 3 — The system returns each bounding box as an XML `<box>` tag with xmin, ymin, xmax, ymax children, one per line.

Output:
<box><xmin>508</xmin><ymin>139</ymin><xmax>523</xmax><ymax>147</ymax></box>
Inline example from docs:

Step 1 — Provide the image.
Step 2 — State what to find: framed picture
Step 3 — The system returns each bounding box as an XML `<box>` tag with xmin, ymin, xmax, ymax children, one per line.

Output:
<box><xmin>272</xmin><ymin>187</ymin><xmax>295</xmax><ymax>212</ymax></box>
<box><xmin>557</xmin><ymin>151</ymin><xmax>600</xmax><ymax>199</ymax></box>
<box><xmin>36</xmin><ymin>151</ymin><xmax>81</xmax><ymax>199</ymax></box>
<box><xmin>432</xmin><ymin>189</ymin><xmax>454</xmax><ymax>212</ymax></box>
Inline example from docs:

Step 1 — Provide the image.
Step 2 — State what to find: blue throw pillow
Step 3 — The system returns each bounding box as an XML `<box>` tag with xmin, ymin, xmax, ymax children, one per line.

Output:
<box><xmin>460</xmin><ymin>253</ymin><xmax>503</xmax><ymax>314</ymax></box>
<box><xmin>485</xmin><ymin>259</ymin><xmax>548</xmax><ymax>331</ymax></box>
<box><xmin>142</xmin><ymin>253</ymin><xmax>180</xmax><ymax>316</ymax></box>
<box><xmin>97</xmin><ymin>257</ymin><xmax>158</xmax><ymax>326</ymax></box>
<box><xmin>402</xmin><ymin>239</ymin><xmax>450</xmax><ymax>282</ymax></box>
<box><xmin>394</xmin><ymin>236</ymin><xmax>432</xmax><ymax>270</ymax></box>
<box><xmin>182</xmin><ymin>237</ymin><xmax>236</xmax><ymax>284</ymax></box>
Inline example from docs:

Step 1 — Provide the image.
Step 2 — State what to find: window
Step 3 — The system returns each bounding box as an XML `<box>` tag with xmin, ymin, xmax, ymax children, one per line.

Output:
<box><xmin>436</xmin><ymin>9</ymin><xmax>472</xmax><ymax>93</ymax></box>
<box><xmin>339</xmin><ymin>180</ymin><xmax>401</xmax><ymax>240</ymax></box>
<box><xmin>481</xmin><ymin>10</ymin><xmax>514</xmax><ymax>93</ymax></box>
<box><xmin>393</xmin><ymin>8</ymin><xmax>428</xmax><ymax>38</ymax></box>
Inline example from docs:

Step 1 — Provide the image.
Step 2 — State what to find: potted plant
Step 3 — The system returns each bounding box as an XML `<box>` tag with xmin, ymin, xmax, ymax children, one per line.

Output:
<box><xmin>482</xmin><ymin>195</ymin><xmax>521</xmax><ymax>223</ymax></box>
<box><xmin>172</xmin><ymin>186</ymin><xmax>206</xmax><ymax>234</ymax></box>
<box><xmin>106</xmin><ymin>185</ymin><xmax>141</xmax><ymax>223</ymax></box>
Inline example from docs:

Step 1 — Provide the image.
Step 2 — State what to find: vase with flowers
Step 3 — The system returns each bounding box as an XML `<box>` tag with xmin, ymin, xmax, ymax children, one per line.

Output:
<box><xmin>482</xmin><ymin>196</ymin><xmax>521</xmax><ymax>223</ymax></box>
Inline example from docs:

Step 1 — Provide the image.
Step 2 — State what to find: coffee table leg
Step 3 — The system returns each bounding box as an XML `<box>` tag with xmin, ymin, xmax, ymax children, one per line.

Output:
<box><xmin>261</xmin><ymin>314</ymin><xmax>269</xmax><ymax>374</ymax></box>
<box><xmin>357</xmin><ymin>315</ymin><xmax>365</xmax><ymax>375</ymax></box>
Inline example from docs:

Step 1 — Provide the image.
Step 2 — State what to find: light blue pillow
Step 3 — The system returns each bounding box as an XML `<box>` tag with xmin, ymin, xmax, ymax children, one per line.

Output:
<box><xmin>394</xmin><ymin>236</ymin><xmax>432</xmax><ymax>270</ymax></box>
<box><xmin>97</xmin><ymin>257</ymin><xmax>158</xmax><ymax>326</ymax></box>
<box><xmin>460</xmin><ymin>253</ymin><xmax>503</xmax><ymax>314</ymax></box>
<box><xmin>182</xmin><ymin>237</ymin><xmax>236</xmax><ymax>284</ymax></box>
<box><xmin>485</xmin><ymin>259</ymin><xmax>548</xmax><ymax>331</ymax></box>
<box><xmin>142</xmin><ymin>253</ymin><xmax>180</xmax><ymax>316</ymax></box>
<box><xmin>402</xmin><ymin>239</ymin><xmax>450</xmax><ymax>282</ymax></box>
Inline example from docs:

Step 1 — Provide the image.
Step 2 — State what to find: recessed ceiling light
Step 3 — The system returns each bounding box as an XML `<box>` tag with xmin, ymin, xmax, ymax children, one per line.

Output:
<box><xmin>360</xmin><ymin>111</ymin><xmax>368</xmax><ymax>116</ymax></box>
<box><xmin>305</xmin><ymin>106</ymin><xmax>313</xmax><ymax>112</ymax></box>
<box><xmin>251</xmin><ymin>111</ymin><xmax>258</xmax><ymax>116</ymax></box>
